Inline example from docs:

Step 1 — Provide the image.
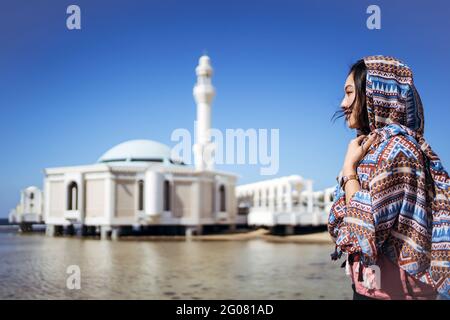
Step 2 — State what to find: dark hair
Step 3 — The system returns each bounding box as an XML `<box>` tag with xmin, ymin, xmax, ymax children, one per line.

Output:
<box><xmin>331</xmin><ymin>59</ymin><xmax>371</xmax><ymax>135</ymax></box>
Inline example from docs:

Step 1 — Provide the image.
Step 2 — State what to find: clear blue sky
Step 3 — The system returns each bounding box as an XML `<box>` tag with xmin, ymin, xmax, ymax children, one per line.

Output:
<box><xmin>1</xmin><ymin>0</ymin><xmax>449</xmax><ymax>217</ymax></box>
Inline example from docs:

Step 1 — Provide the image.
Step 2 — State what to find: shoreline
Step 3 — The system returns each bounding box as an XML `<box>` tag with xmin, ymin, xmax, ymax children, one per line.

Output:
<box><xmin>120</xmin><ymin>228</ymin><xmax>333</xmax><ymax>244</ymax></box>
<box><xmin>1</xmin><ymin>226</ymin><xmax>334</xmax><ymax>244</ymax></box>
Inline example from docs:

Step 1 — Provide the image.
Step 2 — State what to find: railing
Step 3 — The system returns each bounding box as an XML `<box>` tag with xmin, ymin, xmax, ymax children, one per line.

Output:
<box><xmin>246</xmin><ymin>205</ymin><xmax>330</xmax><ymax>226</ymax></box>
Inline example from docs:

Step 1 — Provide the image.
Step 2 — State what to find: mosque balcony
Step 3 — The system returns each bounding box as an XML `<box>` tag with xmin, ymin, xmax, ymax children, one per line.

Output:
<box><xmin>136</xmin><ymin>211</ymin><xmax>161</xmax><ymax>224</ymax></box>
<box><xmin>64</xmin><ymin>210</ymin><xmax>81</xmax><ymax>222</ymax></box>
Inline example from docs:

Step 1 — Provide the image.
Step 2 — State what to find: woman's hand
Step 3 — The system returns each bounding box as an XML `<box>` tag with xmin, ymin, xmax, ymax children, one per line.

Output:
<box><xmin>342</xmin><ymin>132</ymin><xmax>378</xmax><ymax>175</ymax></box>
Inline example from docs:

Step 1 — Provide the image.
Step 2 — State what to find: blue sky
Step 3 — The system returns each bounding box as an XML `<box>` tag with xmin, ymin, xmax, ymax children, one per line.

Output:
<box><xmin>1</xmin><ymin>0</ymin><xmax>449</xmax><ymax>217</ymax></box>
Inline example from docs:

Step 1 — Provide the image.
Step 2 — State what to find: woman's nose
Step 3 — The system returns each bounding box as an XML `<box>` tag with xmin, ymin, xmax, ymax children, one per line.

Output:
<box><xmin>341</xmin><ymin>104</ymin><xmax>351</xmax><ymax>116</ymax></box>
<box><xmin>340</xmin><ymin>99</ymin><xmax>349</xmax><ymax>112</ymax></box>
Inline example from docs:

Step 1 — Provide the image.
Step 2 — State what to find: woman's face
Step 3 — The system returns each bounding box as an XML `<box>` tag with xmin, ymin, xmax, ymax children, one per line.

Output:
<box><xmin>341</xmin><ymin>72</ymin><xmax>359</xmax><ymax>129</ymax></box>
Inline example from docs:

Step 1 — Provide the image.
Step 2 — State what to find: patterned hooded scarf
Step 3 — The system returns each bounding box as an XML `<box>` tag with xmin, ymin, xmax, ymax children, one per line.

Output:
<box><xmin>328</xmin><ymin>55</ymin><xmax>450</xmax><ymax>298</ymax></box>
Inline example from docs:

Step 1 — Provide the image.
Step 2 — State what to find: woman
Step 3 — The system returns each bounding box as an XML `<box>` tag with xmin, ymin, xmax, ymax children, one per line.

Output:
<box><xmin>328</xmin><ymin>55</ymin><xmax>450</xmax><ymax>300</ymax></box>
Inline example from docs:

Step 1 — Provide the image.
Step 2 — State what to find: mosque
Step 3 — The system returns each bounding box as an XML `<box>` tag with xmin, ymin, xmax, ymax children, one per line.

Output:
<box><xmin>8</xmin><ymin>55</ymin><xmax>335</xmax><ymax>237</ymax></box>
<box><xmin>12</xmin><ymin>56</ymin><xmax>239</xmax><ymax>238</ymax></box>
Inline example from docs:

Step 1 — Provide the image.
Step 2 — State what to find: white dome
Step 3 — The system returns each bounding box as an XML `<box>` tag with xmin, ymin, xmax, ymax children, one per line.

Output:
<box><xmin>98</xmin><ymin>139</ymin><xmax>172</xmax><ymax>164</ymax></box>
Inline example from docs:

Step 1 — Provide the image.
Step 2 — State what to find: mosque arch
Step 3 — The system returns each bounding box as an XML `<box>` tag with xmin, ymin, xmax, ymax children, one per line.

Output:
<box><xmin>164</xmin><ymin>180</ymin><xmax>171</xmax><ymax>211</ymax></box>
<box><xmin>137</xmin><ymin>180</ymin><xmax>144</xmax><ymax>211</ymax></box>
<box><xmin>219</xmin><ymin>185</ymin><xmax>226</xmax><ymax>212</ymax></box>
<box><xmin>67</xmin><ymin>181</ymin><xmax>78</xmax><ymax>211</ymax></box>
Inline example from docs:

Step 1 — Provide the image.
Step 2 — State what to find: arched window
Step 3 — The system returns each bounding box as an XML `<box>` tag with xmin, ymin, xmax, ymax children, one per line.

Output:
<box><xmin>164</xmin><ymin>180</ymin><xmax>171</xmax><ymax>211</ymax></box>
<box><xmin>138</xmin><ymin>180</ymin><xmax>144</xmax><ymax>211</ymax></box>
<box><xmin>29</xmin><ymin>192</ymin><xmax>34</xmax><ymax>200</ymax></box>
<box><xmin>67</xmin><ymin>182</ymin><xmax>78</xmax><ymax>210</ymax></box>
<box><xmin>219</xmin><ymin>185</ymin><xmax>226</xmax><ymax>212</ymax></box>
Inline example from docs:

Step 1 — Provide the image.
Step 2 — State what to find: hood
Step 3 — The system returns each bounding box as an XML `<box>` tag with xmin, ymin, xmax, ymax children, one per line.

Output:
<box><xmin>358</xmin><ymin>55</ymin><xmax>425</xmax><ymax>141</ymax></box>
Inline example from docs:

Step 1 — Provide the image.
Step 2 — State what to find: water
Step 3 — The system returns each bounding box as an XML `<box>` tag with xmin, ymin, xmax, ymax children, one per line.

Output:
<box><xmin>0</xmin><ymin>231</ymin><xmax>351</xmax><ymax>299</ymax></box>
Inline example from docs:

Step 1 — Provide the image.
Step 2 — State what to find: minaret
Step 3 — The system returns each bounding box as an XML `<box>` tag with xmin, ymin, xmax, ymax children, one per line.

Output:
<box><xmin>193</xmin><ymin>55</ymin><xmax>216</xmax><ymax>171</ymax></box>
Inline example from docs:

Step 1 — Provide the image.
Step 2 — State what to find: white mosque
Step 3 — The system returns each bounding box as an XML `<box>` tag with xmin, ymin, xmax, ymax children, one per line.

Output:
<box><xmin>10</xmin><ymin>56</ymin><xmax>238</xmax><ymax>238</ymax></box>
<box><xmin>9</xmin><ymin>55</ymin><xmax>335</xmax><ymax>237</ymax></box>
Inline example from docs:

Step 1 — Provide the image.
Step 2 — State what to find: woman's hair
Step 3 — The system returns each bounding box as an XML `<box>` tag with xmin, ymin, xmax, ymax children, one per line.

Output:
<box><xmin>332</xmin><ymin>59</ymin><xmax>371</xmax><ymax>135</ymax></box>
